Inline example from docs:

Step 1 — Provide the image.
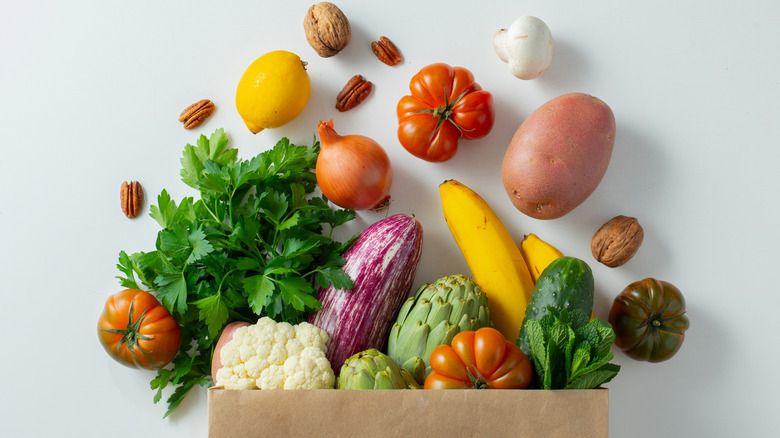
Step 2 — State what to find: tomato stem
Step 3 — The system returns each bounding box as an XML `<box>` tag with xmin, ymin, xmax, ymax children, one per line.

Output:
<box><xmin>466</xmin><ymin>367</ymin><xmax>489</xmax><ymax>389</ymax></box>
<box><xmin>101</xmin><ymin>301</ymin><xmax>154</xmax><ymax>359</ymax></box>
<box><xmin>409</xmin><ymin>88</ymin><xmax>476</xmax><ymax>141</ymax></box>
<box><xmin>635</xmin><ymin>298</ymin><xmax>687</xmax><ymax>344</ymax></box>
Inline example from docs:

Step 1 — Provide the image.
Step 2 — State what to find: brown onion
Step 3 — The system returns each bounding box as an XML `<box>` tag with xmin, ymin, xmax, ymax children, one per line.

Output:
<box><xmin>316</xmin><ymin>119</ymin><xmax>392</xmax><ymax>211</ymax></box>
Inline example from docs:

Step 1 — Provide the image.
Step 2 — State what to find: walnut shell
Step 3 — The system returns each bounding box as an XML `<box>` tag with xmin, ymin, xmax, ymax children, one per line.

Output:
<box><xmin>591</xmin><ymin>215</ymin><xmax>644</xmax><ymax>267</ymax></box>
<box><xmin>304</xmin><ymin>2</ymin><xmax>351</xmax><ymax>58</ymax></box>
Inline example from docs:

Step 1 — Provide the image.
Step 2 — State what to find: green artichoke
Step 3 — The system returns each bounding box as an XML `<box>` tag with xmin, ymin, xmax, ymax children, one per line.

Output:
<box><xmin>338</xmin><ymin>349</ymin><xmax>420</xmax><ymax>389</ymax></box>
<box><xmin>387</xmin><ymin>274</ymin><xmax>491</xmax><ymax>384</ymax></box>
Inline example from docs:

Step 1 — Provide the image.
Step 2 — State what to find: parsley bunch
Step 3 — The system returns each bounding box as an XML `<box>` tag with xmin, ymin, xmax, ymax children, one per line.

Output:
<box><xmin>525</xmin><ymin>307</ymin><xmax>621</xmax><ymax>390</ymax></box>
<box><xmin>116</xmin><ymin>129</ymin><xmax>355</xmax><ymax>417</ymax></box>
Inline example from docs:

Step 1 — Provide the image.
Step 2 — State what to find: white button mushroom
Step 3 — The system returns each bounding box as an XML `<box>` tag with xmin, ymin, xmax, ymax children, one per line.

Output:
<box><xmin>493</xmin><ymin>16</ymin><xmax>554</xmax><ymax>80</ymax></box>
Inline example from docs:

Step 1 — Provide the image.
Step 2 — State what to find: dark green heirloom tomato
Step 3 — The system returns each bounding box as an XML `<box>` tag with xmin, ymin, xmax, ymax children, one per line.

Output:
<box><xmin>608</xmin><ymin>278</ymin><xmax>689</xmax><ymax>363</ymax></box>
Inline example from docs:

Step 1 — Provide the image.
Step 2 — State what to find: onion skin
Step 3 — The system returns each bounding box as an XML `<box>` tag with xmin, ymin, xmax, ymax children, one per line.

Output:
<box><xmin>316</xmin><ymin>120</ymin><xmax>393</xmax><ymax>211</ymax></box>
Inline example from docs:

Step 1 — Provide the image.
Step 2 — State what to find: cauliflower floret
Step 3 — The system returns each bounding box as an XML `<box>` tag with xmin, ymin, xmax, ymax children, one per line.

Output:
<box><xmin>257</xmin><ymin>364</ymin><xmax>286</xmax><ymax>390</ymax></box>
<box><xmin>216</xmin><ymin>317</ymin><xmax>335</xmax><ymax>390</ymax></box>
<box><xmin>280</xmin><ymin>346</ymin><xmax>336</xmax><ymax>389</ymax></box>
<box><xmin>285</xmin><ymin>338</ymin><xmax>304</xmax><ymax>358</ymax></box>
<box><xmin>294</xmin><ymin>321</ymin><xmax>330</xmax><ymax>352</ymax></box>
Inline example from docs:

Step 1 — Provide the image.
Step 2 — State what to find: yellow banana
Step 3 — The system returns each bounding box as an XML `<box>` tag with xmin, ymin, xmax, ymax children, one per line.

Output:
<box><xmin>439</xmin><ymin>179</ymin><xmax>534</xmax><ymax>342</ymax></box>
<box><xmin>520</xmin><ymin>233</ymin><xmax>564</xmax><ymax>282</ymax></box>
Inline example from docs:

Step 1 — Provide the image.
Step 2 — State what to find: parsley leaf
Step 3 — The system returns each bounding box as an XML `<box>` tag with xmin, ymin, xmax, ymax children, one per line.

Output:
<box><xmin>149</xmin><ymin>190</ymin><xmax>177</xmax><ymax>228</ymax></box>
<box><xmin>193</xmin><ymin>292</ymin><xmax>229</xmax><ymax>338</ymax></box>
<box><xmin>118</xmin><ymin>129</ymin><xmax>355</xmax><ymax>417</ymax></box>
<box><xmin>180</xmin><ymin>128</ymin><xmax>236</xmax><ymax>188</ymax></box>
<box><xmin>244</xmin><ymin>274</ymin><xmax>275</xmax><ymax>314</ymax></box>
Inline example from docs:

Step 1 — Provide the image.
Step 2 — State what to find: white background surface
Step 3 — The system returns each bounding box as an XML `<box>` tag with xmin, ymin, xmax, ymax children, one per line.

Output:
<box><xmin>2</xmin><ymin>0</ymin><xmax>778</xmax><ymax>436</ymax></box>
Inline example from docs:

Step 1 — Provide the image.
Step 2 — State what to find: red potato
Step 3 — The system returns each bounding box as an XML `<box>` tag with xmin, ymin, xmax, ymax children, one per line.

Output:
<box><xmin>211</xmin><ymin>321</ymin><xmax>251</xmax><ymax>385</ymax></box>
<box><xmin>502</xmin><ymin>93</ymin><xmax>615</xmax><ymax>219</ymax></box>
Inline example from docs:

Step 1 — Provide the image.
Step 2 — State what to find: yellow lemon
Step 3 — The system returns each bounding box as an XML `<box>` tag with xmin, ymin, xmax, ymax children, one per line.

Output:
<box><xmin>236</xmin><ymin>50</ymin><xmax>311</xmax><ymax>134</ymax></box>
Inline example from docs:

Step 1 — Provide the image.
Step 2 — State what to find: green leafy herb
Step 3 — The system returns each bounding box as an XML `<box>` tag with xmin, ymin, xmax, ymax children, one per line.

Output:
<box><xmin>117</xmin><ymin>129</ymin><xmax>356</xmax><ymax>417</ymax></box>
<box><xmin>525</xmin><ymin>307</ymin><xmax>620</xmax><ymax>390</ymax></box>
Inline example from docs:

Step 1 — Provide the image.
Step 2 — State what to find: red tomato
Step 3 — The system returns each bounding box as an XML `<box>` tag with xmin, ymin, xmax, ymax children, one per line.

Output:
<box><xmin>98</xmin><ymin>289</ymin><xmax>182</xmax><ymax>370</ymax></box>
<box><xmin>397</xmin><ymin>63</ymin><xmax>495</xmax><ymax>162</ymax></box>
<box><xmin>424</xmin><ymin>327</ymin><xmax>532</xmax><ymax>389</ymax></box>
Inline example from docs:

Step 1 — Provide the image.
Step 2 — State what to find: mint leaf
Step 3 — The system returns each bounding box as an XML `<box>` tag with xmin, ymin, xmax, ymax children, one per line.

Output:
<box><xmin>575</xmin><ymin>323</ymin><xmax>599</xmax><ymax>349</ymax></box>
<box><xmin>592</xmin><ymin>318</ymin><xmax>617</xmax><ymax>358</ymax></box>
<box><xmin>549</xmin><ymin>321</ymin><xmax>571</xmax><ymax>351</ymax></box>
<box><xmin>570</xmin><ymin>341</ymin><xmax>591</xmax><ymax>378</ymax></box>
<box><xmin>543</xmin><ymin>335</ymin><xmax>558</xmax><ymax>389</ymax></box>
<box><xmin>524</xmin><ymin>306</ymin><xmax>621</xmax><ymax>389</ymax></box>
<box><xmin>569</xmin><ymin>308</ymin><xmax>590</xmax><ymax>329</ymax></box>
<box><xmin>526</xmin><ymin>319</ymin><xmax>547</xmax><ymax>376</ymax></box>
<box><xmin>574</xmin><ymin>350</ymin><xmax>616</xmax><ymax>379</ymax></box>
<box><xmin>565</xmin><ymin>363</ymin><xmax>620</xmax><ymax>390</ymax></box>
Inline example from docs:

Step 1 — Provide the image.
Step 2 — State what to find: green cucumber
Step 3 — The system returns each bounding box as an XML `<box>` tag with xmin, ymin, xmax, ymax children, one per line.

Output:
<box><xmin>516</xmin><ymin>256</ymin><xmax>594</xmax><ymax>356</ymax></box>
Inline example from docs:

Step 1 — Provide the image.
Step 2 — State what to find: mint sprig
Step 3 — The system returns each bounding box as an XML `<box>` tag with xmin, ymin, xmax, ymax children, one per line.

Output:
<box><xmin>526</xmin><ymin>307</ymin><xmax>620</xmax><ymax>390</ymax></box>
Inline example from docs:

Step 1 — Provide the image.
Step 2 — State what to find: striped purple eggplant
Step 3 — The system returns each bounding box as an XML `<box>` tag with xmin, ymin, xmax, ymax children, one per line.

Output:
<box><xmin>308</xmin><ymin>214</ymin><xmax>423</xmax><ymax>373</ymax></box>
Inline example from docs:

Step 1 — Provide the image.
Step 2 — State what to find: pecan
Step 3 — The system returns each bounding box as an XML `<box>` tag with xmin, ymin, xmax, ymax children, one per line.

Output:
<box><xmin>178</xmin><ymin>99</ymin><xmax>215</xmax><ymax>129</ymax></box>
<box><xmin>591</xmin><ymin>215</ymin><xmax>644</xmax><ymax>267</ymax></box>
<box><xmin>336</xmin><ymin>75</ymin><xmax>373</xmax><ymax>112</ymax></box>
<box><xmin>371</xmin><ymin>36</ymin><xmax>402</xmax><ymax>66</ymax></box>
<box><xmin>120</xmin><ymin>181</ymin><xmax>144</xmax><ymax>219</ymax></box>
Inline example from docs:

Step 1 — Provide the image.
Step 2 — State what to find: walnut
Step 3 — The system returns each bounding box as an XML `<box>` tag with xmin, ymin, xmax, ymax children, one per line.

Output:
<box><xmin>304</xmin><ymin>2</ymin><xmax>351</xmax><ymax>58</ymax></box>
<box><xmin>591</xmin><ymin>215</ymin><xmax>644</xmax><ymax>267</ymax></box>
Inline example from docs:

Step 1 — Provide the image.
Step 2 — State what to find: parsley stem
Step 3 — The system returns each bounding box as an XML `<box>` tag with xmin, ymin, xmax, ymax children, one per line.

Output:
<box><xmin>200</xmin><ymin>201</ymin><xmax>230</xmax><ymax>232</ymax></box>
<box><xmin>216</xmin><ymin>268</ymin><xmax>238</xmax><ymax>294</ymax></box>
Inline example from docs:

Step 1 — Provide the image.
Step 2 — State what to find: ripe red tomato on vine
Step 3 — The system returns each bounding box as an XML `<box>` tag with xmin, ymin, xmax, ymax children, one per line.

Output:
<box><xmin>397</xmin><ymin>63</ymin><xmax>495</xmax><ymax>162</ymax></box>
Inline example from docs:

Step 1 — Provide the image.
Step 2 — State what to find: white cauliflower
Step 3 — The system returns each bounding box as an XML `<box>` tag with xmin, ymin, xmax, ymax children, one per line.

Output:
<box><xmin>215</xmin><ymin>317</ymin><xmax>335</xmax><ymax>390</ymax></box>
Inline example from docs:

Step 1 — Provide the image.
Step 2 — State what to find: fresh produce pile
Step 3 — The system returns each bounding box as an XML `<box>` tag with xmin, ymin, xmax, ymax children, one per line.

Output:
<box><xmin>99</xmin><ymin>2</ymin><xmax>689</xmax><ymax>419</ymax></box>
